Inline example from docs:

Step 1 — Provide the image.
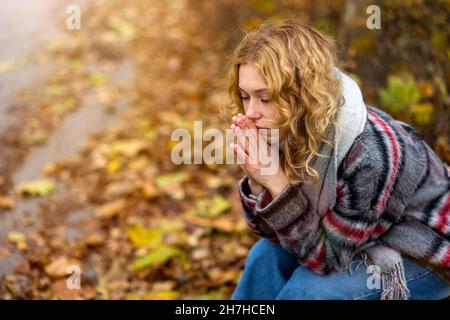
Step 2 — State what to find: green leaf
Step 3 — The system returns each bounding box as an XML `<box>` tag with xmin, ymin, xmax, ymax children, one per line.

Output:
<box><xmin>155</xmin><ymin>172</ymin><xmax>189</xmax><ymax>188</ymax></box>
<box><xmin>315</xmin><ymin>18</ymin><xmax>335</xmax><ymax>36</ymax></box>
<box><xmin>133</xmin><ymin>245</ymin><xmax>182</xmax><ymax>270</ymax></box>
<box><xmin>15</xmin><ymin>179</ymin><xmax>55</xmax><ymax>197</ymax></box>
<box><xmin>379</xmin><ymin>75</ymin><xmax>421</xmax><ymax>114</ymax></box>
<box><xmin>189</xmin><ymin>195</ymin><xmax>231</xmax><ymax>218</ymax></box>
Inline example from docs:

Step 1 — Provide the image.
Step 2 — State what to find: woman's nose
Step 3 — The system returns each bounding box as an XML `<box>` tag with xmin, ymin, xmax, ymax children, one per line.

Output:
<box><xmin>245</xmin><ymin>99</ymin><xmax>260</xmax><ymax>119</ymax></box>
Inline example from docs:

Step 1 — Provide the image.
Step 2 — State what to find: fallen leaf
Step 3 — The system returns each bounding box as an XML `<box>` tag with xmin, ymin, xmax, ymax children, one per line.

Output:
<box><xmin>15</xmin><ymin>179</ymin><xmax>55</xmax><ymax>197</ymax></box>
<box><xmin>188</xmin><ymin>195</ymin><xmax>231</xmax><ymax>218</ymax></box>
<box><xmin>7</xmin><ymin>231</ymin><xmax>26</xmax><ymax>242</ymax></box>
<box><xmin>51</xmin><ymin>279</ymin><xmax>83</xmax><ymax>300</ymax></box>
<box><xmin>107</xmin><ymin>16</ymin><xmax>135</xmax><ymax>41</ymax></box>
<box><xmin>107</xmin><ymin>139</ymin><xmax>148</xmax><ymax>157</ymax></box>
<box><xmin>151</xmin><ymin>280</ymin><xmax>177</xmax><ymax>291</ymax></box>
<box><xmin>0</xmin><ymin>196</ymin><xmax>15</xmax><ymax>210</ymax></box>
<box><xmin>411</xmin><ymin>102</ymin><xmax>434</xmax><ymax>125</ymax></box>
<box><xmin>155</xmin><ymin>172</ymin><xmax>189</xmax><ymax>200</ymax></box>
<box><xmin>45</xmin><ymin>256</ymin><xmax>81</xmax><ymax>279</ymax></box>
<box><xmin>133</xmin><ymin>245</ymin><xmax>183</xmax><ymax>271</ymax></box>
<box><xmin>88</xmin><ymin>72</ymin><xmax>108</xmax><ymax>86</ymax></box>
<box><xmin>49</xmin><ymin>97</ymin><xmax>77</xmax><ymax>115</ymax></box>
<box><xmin>190</xmin><ymin>290</ymin><xmax>227</xmax><ymax>300</ymax></box>
<box><xmin>127</xmin><ymin>223</ymin><xmax>163</xmax><ymax>248</ymax></box>
<box><xmin>84</xmin><ymin>232</ymin><xmax>106</xmax><ymax>246</ymax></box>
<box><xmin>144</xmin><ymin>290</ymin><xmax>179</xmax><ymax>300</ymax></box>
<box><xmin>155</xmin><ymin>172</ymin><xmax>190</xmax><ymax>189</ymax></box>
<box><xmin>95</xmin><ymin>199</ymin><xmax>127</xmax><ymax>219</ymax></box>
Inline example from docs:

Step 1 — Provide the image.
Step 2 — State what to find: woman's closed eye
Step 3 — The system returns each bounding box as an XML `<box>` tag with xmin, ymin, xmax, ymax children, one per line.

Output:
<box><xmin>240</xmin><ymin>95</ymin><xmax>270</xmax><ymax>104</ymax></box>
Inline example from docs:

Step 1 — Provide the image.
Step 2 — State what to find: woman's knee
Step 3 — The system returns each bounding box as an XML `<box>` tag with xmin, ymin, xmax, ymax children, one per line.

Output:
<box><xmin>245</xmin><ymin>239</ymin><xmax>278</xmax><ymax>268</ymax></box>
<box><xmin>276</xmin><ymin>269</ymin><xmax>352</xmax><ymax>300</ymax></box>
<box><xmin>243</xmin><ymin>239</ymin><xmax>299</xmax><ymax>279</ymax></box>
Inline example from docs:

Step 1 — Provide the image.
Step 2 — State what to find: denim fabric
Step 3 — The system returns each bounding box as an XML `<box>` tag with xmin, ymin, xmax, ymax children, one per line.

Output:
<box><xmin>231</xmin><ymin>239</ymin><xmax>450</xmax><ymax>300</ymax></box>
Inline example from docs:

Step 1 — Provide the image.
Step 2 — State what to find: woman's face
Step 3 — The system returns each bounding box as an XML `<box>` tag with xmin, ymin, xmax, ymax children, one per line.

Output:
<box><xmin>238</xmin><ymin>63</ymin><xmax>278</xmax><ymax>130</ymax></box>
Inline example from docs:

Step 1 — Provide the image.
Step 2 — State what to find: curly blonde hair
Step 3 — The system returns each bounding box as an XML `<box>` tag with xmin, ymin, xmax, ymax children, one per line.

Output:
<box><xmin>225</xmin><ymin>19</ymin><xmax>344</xmax><ymax>186</ymax></box>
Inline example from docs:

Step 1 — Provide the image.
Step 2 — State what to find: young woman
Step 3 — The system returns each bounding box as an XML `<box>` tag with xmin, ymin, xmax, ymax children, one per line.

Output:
<box><xmin>226</xmin><ymin>19</ymin><xmax>450</xmax><ymax>300</ymax></box>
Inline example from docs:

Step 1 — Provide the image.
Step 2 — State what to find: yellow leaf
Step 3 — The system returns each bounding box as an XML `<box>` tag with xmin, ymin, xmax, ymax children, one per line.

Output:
<box><xmin>0</xmin><ymin>58</ymin><xmax>24</xmax><ymax>72</ymax></box>
<box><xmin>107</xmin><ymin>140</ymin><xmax>147</xmax><ymax>157</ymax></box>
<box><xmin>107</xmin><ymin>16</ymin><xmax>135</xmax><ymax>41</ymax></box>
<box><xmin>107</xmin><ymin>157</ymin><xmax>122</xmax><ymax>173</ymax></box>
<box><xmin>49</xmin><ymin>97</ymin><xmax>77</xmax><ymax>115</ymax></box>
<box><xmin>159</xmin><ymin>219</ymin><xmax>185</xmax><ymax>232</ymax></box>
<box><xmin>44</xmin><ymin>85</ymin><xmax>68</xmax><ymax>97</ymax></box>
<box><xmin>144</xmin><ymin>291</ymin><xmax>179</xmax><ymax>300</ymax></box>
<box><xmin>128</xmin><ymin>156</ymin><xmax>149</xmax><ymax>172</ymax></box>
<box><xmin>7</xmin><ymin>231</ymin><xmax>26</xmax><ymax>242</ymax></box>
<box><xmin>15</xmin><ymin>179</ymin><xmax>55</xmax><ymax>197</ymax></box>
<box><xmin>127</xmin><ymin>224</ymin><xmax>163</xmax><ymax>248</ymax></box>
<box><xmin>411</xmin><ymin>103</ymin><xmax>434</xmax><ymax>125</ymax></box>
<box><xmin>88</xmin><ymin>72</ymin><xmax>108</xmax><ymax>86</ymax></box>
<box><xmin>190</xmin><ymin>291</ymin><xmax>227</xmax><ymax>300</ymax></box>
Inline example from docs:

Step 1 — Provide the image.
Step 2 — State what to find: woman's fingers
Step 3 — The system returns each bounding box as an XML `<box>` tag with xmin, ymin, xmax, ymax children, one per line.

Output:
<box><xmin>235</xmin><ymin>126</ymin><xmax>260</xmax><ymax>164</ymax></box>
<box><xmin>234</xmin><ymin>127</ymin><xmax>248</xmax><ymax>155</ymax></box>
<box><xmin>245</xmin><ymin>118</ymin><xmax>258</xmax><ymax>130</ymax></box>
<box><xmin>230</xmin><ymin>143</ymin><xmax>248</xmax><ymax>176</ymax></box>
<box><xmin>231</xmin><ymin>114</ymin><xmax>263</xmax><ymax>165</ymax></box>
<box><xmin>230</xmin><ymin>142</ymin><xmax>248</xmax><ymax>165</ymax></box>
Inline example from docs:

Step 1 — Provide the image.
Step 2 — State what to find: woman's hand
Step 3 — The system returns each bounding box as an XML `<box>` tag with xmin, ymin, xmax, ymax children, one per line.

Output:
<box><xmin>230</xmin><ymin>114</ymin><xmax>264</xmax><ymax>195</ymax></box>
<box><xmin>230</xmin><ymin>114</ymin><xmax>290</xmax><ymax>198</ymax></box>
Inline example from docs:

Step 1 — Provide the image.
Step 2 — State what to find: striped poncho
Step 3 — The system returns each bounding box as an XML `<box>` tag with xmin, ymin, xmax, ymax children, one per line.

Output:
<box><xmin>239</xmin><ymin>105</ymin><xmax>450</xmax><ymax>294</ymax></box>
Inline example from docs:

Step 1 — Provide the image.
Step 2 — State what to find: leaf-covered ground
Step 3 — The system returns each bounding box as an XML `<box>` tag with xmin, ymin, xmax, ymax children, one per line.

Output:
<box><xmin>0</xmin><ymin>0</ymin><xmax>449</xmax><ymax>299</ymax></box>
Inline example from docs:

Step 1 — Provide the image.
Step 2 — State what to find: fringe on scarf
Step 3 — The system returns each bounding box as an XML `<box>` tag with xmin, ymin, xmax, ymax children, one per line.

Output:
<box><xmin>380</xmin><ymin>261</ymin><xmax>410</xmax><ymax>300</ymax></box>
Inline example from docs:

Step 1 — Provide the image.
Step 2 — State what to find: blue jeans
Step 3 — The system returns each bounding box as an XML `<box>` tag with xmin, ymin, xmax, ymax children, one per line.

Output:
<box><xmin>231</xmin><ymin>239</ymin><xmax>450</xmax><ymax>300</ymax></box>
